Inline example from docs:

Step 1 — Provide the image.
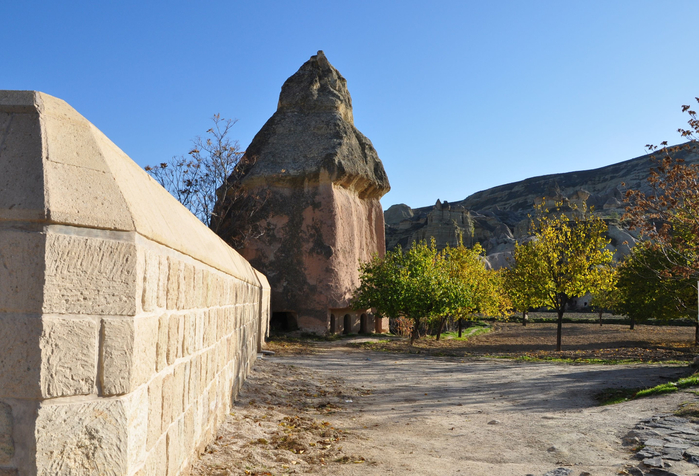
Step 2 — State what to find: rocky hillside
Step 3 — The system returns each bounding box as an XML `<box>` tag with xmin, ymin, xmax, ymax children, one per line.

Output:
<box><xmin>385</xmin><ymin>143</ymin><xmax>699</xmax><ymax>269</ymax></box>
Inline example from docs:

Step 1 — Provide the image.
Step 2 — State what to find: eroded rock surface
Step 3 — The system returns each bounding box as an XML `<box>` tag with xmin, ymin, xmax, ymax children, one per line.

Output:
<box><xmin>216</xmin><ymin>51</ymin><xmax>390</xmax><ymax>333</ymax></box>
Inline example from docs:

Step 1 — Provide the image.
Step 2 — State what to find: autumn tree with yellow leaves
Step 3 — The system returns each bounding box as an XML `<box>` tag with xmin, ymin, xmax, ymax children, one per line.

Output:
<box><xmin>505</xmin><ymin>201</ymin><xmax>614</xmax><ymax>351</ymax></box>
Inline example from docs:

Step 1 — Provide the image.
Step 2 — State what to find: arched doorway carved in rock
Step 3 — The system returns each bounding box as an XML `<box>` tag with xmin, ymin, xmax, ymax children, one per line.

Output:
<box><xmin>360</xmin><ymin>313</ymin><xmax>368</xmax><ymax>334</ymax></box>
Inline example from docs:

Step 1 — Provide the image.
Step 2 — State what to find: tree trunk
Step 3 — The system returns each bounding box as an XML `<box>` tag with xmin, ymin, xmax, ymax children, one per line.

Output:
<box><xmin>458</xmin><ymin>319</ymin><xmax>463</xmax><ymax>338</ymax></box>
<box><xmin>695</xmin><ymin>321</ymin><xmax>699</xmax><ymax>346</ymax></box>
<box><xmin>436</xmin><ymin>316</ymin><xmax>447</xmax><ymax>341</ymax></box>
<box><xmin>410</xmin><ymin>319</ymin><xmax>420</xmax><ymax>345</ymax></box>
<box><xmin>599</xmin><ymin>310</ymin><xmax>603</xmax><ymax>327</ymax></box>
<box><xmin>556</xmin><ymin>309</ymin><xmax>564</xmax><ymax>352</ymax></box>
<box><xmin>522</xmin><ymin>311</ymin><xmax>528</xmax><ymax>326</ymax></box>
<box><xmin>629</xmin><ymin>316</ymin><xmax>635</xmax><ymax>330</ymax></box>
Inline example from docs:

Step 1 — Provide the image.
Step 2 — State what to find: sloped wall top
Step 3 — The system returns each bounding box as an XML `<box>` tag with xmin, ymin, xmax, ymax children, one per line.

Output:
<box><xmin>0</xmin><ymin>90</ymin><xmax>259</xmax><ymax>283</ymax></box>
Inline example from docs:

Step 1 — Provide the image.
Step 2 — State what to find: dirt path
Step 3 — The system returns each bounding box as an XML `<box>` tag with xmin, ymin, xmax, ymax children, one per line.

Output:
<box><xmin>191</xmin><ymin>337</ymin><xmax>699</xmax><ymax>476</ymax></box>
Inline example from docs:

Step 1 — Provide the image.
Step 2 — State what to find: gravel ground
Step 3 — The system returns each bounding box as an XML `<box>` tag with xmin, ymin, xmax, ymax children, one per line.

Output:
<box><xmin>189</xmin><ymin>323</ymin><xmax>699</xmax><ymax>476</ymax></box>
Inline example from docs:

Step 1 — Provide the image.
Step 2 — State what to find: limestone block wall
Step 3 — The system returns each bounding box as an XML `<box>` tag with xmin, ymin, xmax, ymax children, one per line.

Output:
<box><xmin>0</xmin><ymin>91</ymin><xmax>270</xmax><ymax>476</ymax></box>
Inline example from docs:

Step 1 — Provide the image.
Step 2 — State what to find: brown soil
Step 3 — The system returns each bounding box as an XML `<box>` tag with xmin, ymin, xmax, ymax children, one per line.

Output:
<box><xmin>189</xmin><ymin>322</ymin><xmax>699</xmax><ymax>476</ymax></box>
<box><xmin>360</xmin><ymin>322</ymin><xmax>698</xmax><ymax>362</ymax></box>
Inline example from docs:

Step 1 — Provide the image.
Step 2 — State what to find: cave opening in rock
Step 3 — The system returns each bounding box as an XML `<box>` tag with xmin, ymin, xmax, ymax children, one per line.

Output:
<box><xmin>270</xmin><ymin>311</ymin><xmax>299</xmax><ymax>333</ymax></box>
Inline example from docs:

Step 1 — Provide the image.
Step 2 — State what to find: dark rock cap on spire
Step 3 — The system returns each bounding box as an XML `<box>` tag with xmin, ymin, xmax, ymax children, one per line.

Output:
<box><xmin>237</xmin><ymin>51</ymin><xmax>390</xmax><ymax>199</ymax></box>
<box><xmin>278</xmin><ymin>50</ymin><xmax>354</xmax><ymax>124</ymax></box>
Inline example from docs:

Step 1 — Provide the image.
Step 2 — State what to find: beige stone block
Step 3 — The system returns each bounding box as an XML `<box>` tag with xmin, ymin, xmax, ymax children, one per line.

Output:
<box><xmin>198</xmin><ymin>353</ymin><xmax>207</xmax><ymax>394</ymax></box>
<box><xmin>207</xmin><ymin>349</ymin><xmax>216</xmax><ymax>386</ymax></box>
<box><xmin>157</xmin><ymin>255</ymin><xmax>168</xmax><ymax>309</ymax></box>
<box><xmin>42</xmin><ymin>96</ymin><xmax>109</xmax><ymax>172</ymax></box>
<box><xmin>43</xmin><ymin>160</ymin><xmax>134</xmax><ymax>231</ymax></box>
<box><xmin>183</xmin><ymin>263</ymin><xmax>194</xmax><ymax>310</ymax></box>
<box><xmin>101</xmin><ymin>316</ymin><xmax>157</xmax><ymax>396</ymax></box>
<box><xmin>0</xmin><ymin>402</ymin><xmax>13</xmax><ymax>465</ymax></box>
<box><xmin>100</xmin><ymin>318</ymin><xmax>133</xmax><ymax>396</ymax></box>
<box><xmin>217</xmin><ymin>342</ymin><xmax>226</xmax><ymax>376</ymax></box>
<box><xmin>183</xmin><ymin>313</ymin><xmax>194</xmax><ymax>357</ymax></box>
<box><xmin>184</xmin><ymin>405</ymin><xmax>195</xmax><ymax>460</ymax></box>
<box><xmin>146</xmin><ymin>375</ymin><xmax>162</xmax><ymax>452</ymax></box>
<box><xmin>195</xmin><ymin>311</ymin><xmax>205</xmax><ymax>352</ymax></box>
<box><xmin>182</xmin><ymin>361</ymin><xmax>192</xmax><ymax>409</ymax></box>
<box><xmin>166</xmin><ymin>418</ymin><xmax>184</xmax><ymax>476</ymax></box>
<box><xmin>0</xmin><ymin>230</ymin><xmax>45</xmax><ymax>313</ymax></box>
<box><xmin>0</xmin><ymin>314</ymin><xmax>42</xmax><ymax>399</ymax></box>
<box><xmin>173</xmin><ymin>363</ymin><xmax>185</xmax><ymax>419</ymax></box>
<box><xmin>142</xmin><ymin>250</ymin><xmax>159</xmax><ymax>313</ymax></box>
<box><xmin>166</xmin><ymin>314</ymin><xmax>179</xmax><ymax>366</ymax></box>
<box><xmin>161</xmin><ymin>372</ymin><xmax>173</xmax><ymax>432</ymax></box>
<box><xmin>221</xmin><ymin>278</ymin><xmax>230</xmax><ymax>306</ymax></box>
<box><xmin>40</xmin><ymin>316</ymin><xmax>98</xmax><ymax>398</ymax></box>
<box><xmin>44</xmin><ymin>233</ymin><xmax>138</xmax><ymax>315</ymax></box>
<box><xmin>177</xmin><ymin>313</ymin><xmax>185</xmax><ymax>359</ymax></box>
<box><xmin>156</xmin><ymin>313</ymin><xmax>168</xmax><ymax>372</ymax></box>
<box><xmin>35</xmin><ymin>399</ymin><xmax>128</xmax><ymax>476</ymax></box>
<box><xmin>194</xmin><ymin>268</ymin><xmax>203</xmax><ymax>309</ymax></box>
<box><xmin>0</xmin><ymin>108</ymin><xmax>46</xmax><ymax>223</ymax></box>
<box><xmin>187</xmin><ymin>358</ymin><xmax>199</xmax><ymax>408</ymax></box>
<box><xmin>141</xmin><ymin>434</ymin><xmax>166</xmax><ymax>476</ymax></box>
<box><xmin>126</xmin><ymin>386</ymin><xmax>148</xmax><ymax>471</ymax></box>
<box><xmin>205</xmin><ymin>309</ymin><xmax>216</xmax><ymax>348</ymax></box>
<box><xmin>166</xmin><ymin>257</ymin><xmax>179</xmax><ymax>310</ymax></box>
<box><xmin>216</xmin><ymin>307</ymin><xmax>225</xmax><ymax>341</ymax></box>
<box><xmin>176</xmin><ymin>261</ymin><xmax>186</xmax><ymax>311</ymax></box>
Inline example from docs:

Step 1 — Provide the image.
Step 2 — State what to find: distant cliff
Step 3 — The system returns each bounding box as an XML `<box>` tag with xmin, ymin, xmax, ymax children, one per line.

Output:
<box><xmin>385</xmin><ymin>143</ymin><xmax>699</xmax><ymax>269</ymax></box>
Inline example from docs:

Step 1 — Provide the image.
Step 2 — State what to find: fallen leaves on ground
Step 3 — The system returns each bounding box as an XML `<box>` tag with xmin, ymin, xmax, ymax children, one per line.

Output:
<box><xmin>189</xmin><ymin>359</ymin><xmax>373</xmax><ymax>475</ymax></box>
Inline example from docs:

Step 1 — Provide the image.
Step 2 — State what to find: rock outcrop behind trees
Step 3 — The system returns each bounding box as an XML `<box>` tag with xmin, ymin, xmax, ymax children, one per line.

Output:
<box><xmin>385</xmin><ymin>143</ymin><xmax>699</xmax><ymax>269</ymax></box>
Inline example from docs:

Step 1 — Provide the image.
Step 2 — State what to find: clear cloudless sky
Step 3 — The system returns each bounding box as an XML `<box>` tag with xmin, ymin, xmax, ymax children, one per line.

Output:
<box><xmin>3</xmin><ymin>1</ymin><xmax>698</xmax><ymax>209</ymax></box>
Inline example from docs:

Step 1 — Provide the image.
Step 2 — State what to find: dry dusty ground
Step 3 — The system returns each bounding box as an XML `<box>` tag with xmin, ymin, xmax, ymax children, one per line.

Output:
<box><xmin>190</xmin><ymin>323</ymin><xmax>699</xmax><ymax>476</ymax></box>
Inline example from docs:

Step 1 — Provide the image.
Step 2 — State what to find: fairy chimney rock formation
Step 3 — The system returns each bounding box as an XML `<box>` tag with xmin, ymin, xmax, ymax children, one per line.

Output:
<box><xmin>217</xmin><ymin>51</ymin><xmax>390</xmax><ymax>333</ymax></box>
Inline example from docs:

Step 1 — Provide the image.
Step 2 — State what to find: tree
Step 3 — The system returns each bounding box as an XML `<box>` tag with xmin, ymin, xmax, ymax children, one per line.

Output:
<box><xmin>145</xmin><ymin>114</ymin><xmax>265</xmax><ymax>235</ymax></box>
<box><xmin>503</xmin><ymin>247</ymin><xmax>541</xmax><ymax>327</ymax></box>
<box><xmin>443</xmin><ymin>242</ymin><xmax>509</xmax><ymax>337</ymax></box>
<box><xmin>588</xmin><ymin>267</ymin><xmax>619</xmax><ymax>326</ymax></box>
<box><xmin>507</xmin><ymin>201</ymin><xmax>614</xmax><ymax>351</ymax></box>
<box><xmin>614</xmin><ymin>243</ymin><xmax>697</xmax><ymax>332</ymax></box>
<box><xmin>352</xmin><ymin>240</ymin><xmax>448</xmax><ymax>344</ymax></box>
<box><xmin>623</xmin><ymin>97</ymin><xmax>699</xmax><ymax>342</ymax></box>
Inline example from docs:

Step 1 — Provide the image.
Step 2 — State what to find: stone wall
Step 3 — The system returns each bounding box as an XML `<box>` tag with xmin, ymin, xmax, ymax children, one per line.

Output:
<box><xmin>0</xmin><ymin>91</ymin><xmax>270</xmax><ymax>475</ymax></box>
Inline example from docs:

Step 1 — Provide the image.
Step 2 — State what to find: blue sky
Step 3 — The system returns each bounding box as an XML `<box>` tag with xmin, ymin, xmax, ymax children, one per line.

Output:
<box><xmin>3</xmin><ymin>1</ymin><xmax>698</xmax><ymax>209</ymax></box>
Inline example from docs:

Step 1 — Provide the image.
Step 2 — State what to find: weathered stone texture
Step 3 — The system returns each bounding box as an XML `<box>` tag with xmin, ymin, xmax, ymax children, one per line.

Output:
<box><xmin>0</xmin><ymin>90</ymin><xmax>270</xmax><ymax>475</ymax></box>
<box><xmin>0</xmin><ymin>230</ymin><xmax>45</xmax><ymax>313</ymax></box>
<box><xmin>40</xmin><ymin>317</ymin><xmax>98</xmax><ymax>398</ymax></box>
<box><xmin>0</xmin><ymin>402</ymin><xmax>14</xmax><ymax>465</ymax></box>
<box><xmin>35</xmin><ymin>400</ymin><xmax>129</xmax><ymax>476</ymax></box>
<box><xmin>216</xmin><ymin>51</ymin><xmax>389</xmax><ymax>333</ymax></box>
<box><xmin>44</xmin><ymin>233</ymin><xmax>138</xmax><ymax>315</ymax></box>
<box><xmin>0</xmin><ymin>315</ymin><xmax>43</xmax><ymax>399</ymax></box>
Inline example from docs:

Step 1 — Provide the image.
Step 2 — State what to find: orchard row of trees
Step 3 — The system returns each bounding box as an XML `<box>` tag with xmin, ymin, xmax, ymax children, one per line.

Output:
<box><xmin>354</xmin><ymin>98</ymin><xmax>699</xmax><ymax>351</ymax></box>
<box><xmin>352</xmin><ymin>200</ymin><xmax>616</xmax><ymax>351</ymax></box>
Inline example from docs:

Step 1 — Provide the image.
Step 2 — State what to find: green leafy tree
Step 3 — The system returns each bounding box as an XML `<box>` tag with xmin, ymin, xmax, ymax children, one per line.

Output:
<box><xmin>588</xmin><ymin>267</ymin><xmax>619</xmax><ymax>326</ymax></box>
<box><xmin>507</xmin><ymin>201</ymin><xmax>614</xmax><ymax>351</ymax></box>
<box><xmin>615</xmin><ymin>246</ymin><xmax>696</xmax><ymax>331</ymax></box>
<box><xmin>353</xmin><ymin>240</ymin><xmax>447</xmax><ymax>344</ymax></box>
